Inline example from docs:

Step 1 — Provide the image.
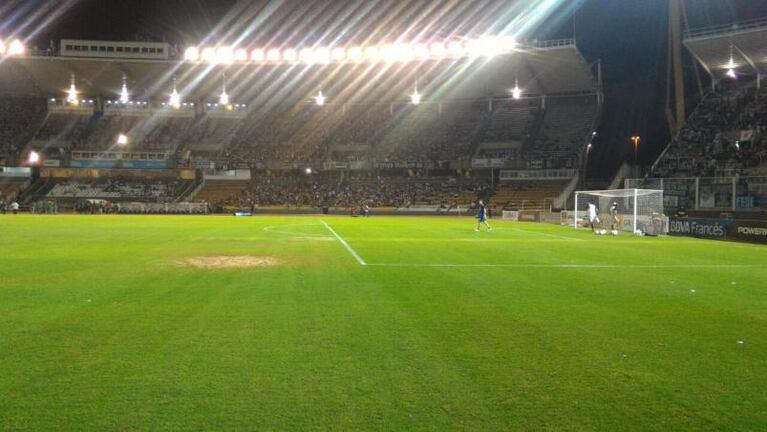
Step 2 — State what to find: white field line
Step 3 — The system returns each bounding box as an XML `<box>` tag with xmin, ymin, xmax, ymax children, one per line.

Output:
<box><xmin>365</xmin><ymin>263</ymin><xmax>762</xmax><ymax>269</ymax></box>
<box><xmin>263</xmin><ymin>223</ymin><xmax>333</xmax><ymax>238</ymax></box>
<box><xmin>192</xmin><ymin>236</ymin><xmax>333</xmax><ymax>242</ymax></box>
<box><xmin>511</xmin><ymin>227</ymin><xmax>584</xmax><ymax>241</ymax></box>
<box><xmin>320</xmin><ymin>220</ymin><xmax>367</xmax><ymax>266</ymax></box>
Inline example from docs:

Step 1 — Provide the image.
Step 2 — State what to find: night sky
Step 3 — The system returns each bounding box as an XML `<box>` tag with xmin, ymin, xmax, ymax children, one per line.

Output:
<box><xmin>3</xmin><ymin>0</ymin><xmax>765</xmax><ymax>177</ymax></box>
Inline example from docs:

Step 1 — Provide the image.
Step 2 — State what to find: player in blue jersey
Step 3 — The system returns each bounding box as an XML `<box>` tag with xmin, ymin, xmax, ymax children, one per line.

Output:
<box><xmin>475</xmin><ymin>199</ymin><xmax>492</xmax><ymax>232</ymax></box>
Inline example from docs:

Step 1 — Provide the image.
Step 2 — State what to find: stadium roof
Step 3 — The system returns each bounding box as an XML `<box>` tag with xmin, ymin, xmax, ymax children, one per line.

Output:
<box><xmin>0</xmin><ymin>39</ymin><xmax>596</xmax><ymax>103</ymax></box>
<box><xmin>683</xmin><ymin>17</ymin><xmax>767</xmax><ymax>80</ymax></box>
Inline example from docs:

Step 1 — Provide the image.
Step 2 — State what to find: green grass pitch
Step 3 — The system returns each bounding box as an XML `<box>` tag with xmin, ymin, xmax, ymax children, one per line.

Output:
<box><xmin>1</xmin><ymin>214</ymin><xmax>765</xmax><ymax>430</ymax></box>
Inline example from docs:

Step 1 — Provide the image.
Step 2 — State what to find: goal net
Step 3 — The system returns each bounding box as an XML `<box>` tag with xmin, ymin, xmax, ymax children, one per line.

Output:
<box><xmin>573</xmin><ymin>189</ymin><xmax>667</xmax><ymax>235</ymax></box>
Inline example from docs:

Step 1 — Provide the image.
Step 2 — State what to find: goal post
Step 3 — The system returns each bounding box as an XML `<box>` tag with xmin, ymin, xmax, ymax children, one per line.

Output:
<box><xmin>573</xmin><ymin>188</ymin><xmax>667</xmax><ymax>234</ymax></box>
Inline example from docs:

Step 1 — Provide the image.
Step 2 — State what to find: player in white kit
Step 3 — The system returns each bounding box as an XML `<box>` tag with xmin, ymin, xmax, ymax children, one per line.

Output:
<box><xmin>588</xmin><ymin>203</ymin><xmax>600</xmax><ymax>233</ymax></box>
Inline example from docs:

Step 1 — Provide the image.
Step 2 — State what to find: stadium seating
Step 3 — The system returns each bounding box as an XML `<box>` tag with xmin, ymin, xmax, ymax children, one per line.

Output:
<box><xmin>526</xmin><ymin>95</ymin><xmax>597</xmax><ymax>169</ymax></box>
<box><xmin>202</xmin><ymin>172</ymin><xmax>491</xmax><ymax>209</ymax></box>
<box><xmin>652</xmin><ymin>85</ymin><xmax>767</xmax><ymax>177</ymax></box>
<box><xmin>192</xmin><ymin>179</ymin><xmax>250</xmax><ymax>204</ymax></box>
<box><xmin>0</xmin><ymin>178</ymin><xmax>28</xmax><ymax>200</ymax></box>
<box><xmin>493</xmin><ymin>180</ymin><xmax>570</xmax><ymax>211</ymax></box>
<box><xmin>28</xmin><ymin>178</ymin><xmax>195</xmax><ymax>203</ymax></box>
<box><xmin>0</xmin><ymin>98</ymin><xmax>47</xmax><ymax>161</ymax></box>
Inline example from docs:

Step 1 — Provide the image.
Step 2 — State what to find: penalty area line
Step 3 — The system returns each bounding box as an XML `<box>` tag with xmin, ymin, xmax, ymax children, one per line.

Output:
<box><xmin>320</xmin><ymin>220</ymin><xmax>367</xmax><ymax>266</ymax></box>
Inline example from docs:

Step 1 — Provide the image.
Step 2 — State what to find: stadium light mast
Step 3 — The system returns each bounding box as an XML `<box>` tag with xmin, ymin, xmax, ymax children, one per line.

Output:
<box><xmin>667</xmin><ymin>0</ymin><xmax>686</xmax><ymax>134</ymax></box>
<box><xmin>725</xmin><ymin>45</ymin><xmax>737</xmax><ymax>79</ymax></box>
<box><xmin>582</xmin><ymin>143</ymin><xmax>593</xmax><ymax>187</ymax></box>
<box><xmin>119</xmin><ymin>75</ymin><xmax>129</xmax><ymax>104</ymax></box>
<box><xmin>314</xmin><ymin>90</ymin><xmax>326</xmax><ymax>106</ymax></box>
<box><xmin>66</xmin><ymin>74</ymin><xmax>78</xmax><ymax>105</ymax></box>
<box><xmin>631</xmin><ymin>135</ymin><xmax>641</xmax><ymax>163</ymax></box>
<box><xmin>169</xmin><ymin>78</ymin><xmax>181</xmax><ymax>109</ymax></box>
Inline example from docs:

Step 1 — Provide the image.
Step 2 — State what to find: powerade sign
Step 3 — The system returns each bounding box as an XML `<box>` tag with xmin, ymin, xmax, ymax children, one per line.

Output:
<box><xmin>668</xmin><ymin>218</ymin><xmax>730</xmax><ymax>240</ymax></box>
<box><xmin>728</xmin><ymin>220</ymin><xmax>767</xmax><ymax>244</ymax></box>
<box><xmin>669</xmin><ymin>217</ymin><xmax>767</xmax><ymax>244</ymax></box>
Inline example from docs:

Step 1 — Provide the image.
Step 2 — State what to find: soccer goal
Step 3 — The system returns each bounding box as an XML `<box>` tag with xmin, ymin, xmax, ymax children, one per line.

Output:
<box><xmin>573</xmin><ymin>189</ymin><xmax>666</xmax><ymax>235</ymax></box>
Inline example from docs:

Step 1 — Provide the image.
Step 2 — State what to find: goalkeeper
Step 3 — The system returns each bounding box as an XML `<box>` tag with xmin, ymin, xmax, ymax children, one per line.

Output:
<box><xmin>475</xmin><ymin>200</ymin><xmax>492</xmax><ymax>232</ymax></box>
<box><xmin>609</xmin><ymin>201</ymin><xmax>620</xmax><ymax>235</ymax></box>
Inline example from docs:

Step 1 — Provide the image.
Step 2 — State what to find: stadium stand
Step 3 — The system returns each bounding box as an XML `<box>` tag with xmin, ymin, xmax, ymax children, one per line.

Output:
<box><xmin>0</xmin><ymin>98</ymin><xmax>47</xmax><ymax>161</ymax></box>
<box><xmin>30</xmin><ymin>112</ymin><xmax>90</xmax><ymax>150</ymax></box>
<box><xmin>0</xmin><ymin>37</ymin><xmax>600</xmax><ymax>211</ymax></box>
<box><xmin>192</xmin><ymin>179</ymin><xmax>250</xmax><ymax>204</ymax></box>
<box><xmin>621</xmin><ymin>20</ymin><xmax>767</xmax><ymax>215</ymax></box>
<box><xmin>652</xmin><ymin>86</ymin><xmax>766</xmax><ymax>177</ymax></box>
<box><xmin>183</xmin><ymin>116</ymin><xmax>241</xmax><ymax>154</ymax></box>
<box><xmin>46</xmin><ymin>179</ymin><xmax>186</xmax><ymax>201</ymax></box>
<box><xmin>493</xmin><ymin>179</ymin><xmax>571</xmax><ymax>211</ymax></box>
<box><xmin>526</xmin><ymin>95</ymin><xmax>598</xmax><ymax>169</ymax></box>
<box><xmin>0</xmin><ymin>177</ymin><xmax>28</xmax><ymax>201</ymax></box>
<box><xmin>218</xmin><ymin>173</ymin><xmax>491</xmax><ymax>209</ymax></box>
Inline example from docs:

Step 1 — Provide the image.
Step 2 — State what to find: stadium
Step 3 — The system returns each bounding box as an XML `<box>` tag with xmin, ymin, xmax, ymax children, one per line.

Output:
<box><xmin>0</xmin><ymin>0</ymin><xmax>765</xmax><ymax>429</ymax></box>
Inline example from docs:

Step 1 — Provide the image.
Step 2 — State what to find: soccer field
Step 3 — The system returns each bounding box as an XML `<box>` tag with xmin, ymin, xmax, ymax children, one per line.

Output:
<box><xmin>1</xmin><ymin>214</ymin><xmax>765</xmax><ymax>430</ymax></box>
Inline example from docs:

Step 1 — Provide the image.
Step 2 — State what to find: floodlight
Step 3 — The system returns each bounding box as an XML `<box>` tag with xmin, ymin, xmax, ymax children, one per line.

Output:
<box><xmin>396</xmin><ymin>44</ymin><xmax>414</xmax><ymax>62</ymax></box>
<box><xmin>314</xmin><ymin>90</ymin><xmax>325</xmax><ymax>106</ymax></box>
<box><xmin>201</xmin><ymin>47</ymin><xmax>216</xmax><ymax>62</ymax></box>
<box><xmin>8</xmin><ymin>39</ymin><xmax>24</xmax><ymax>56</ymax></box>
<box><xmin>381</xmin><ymin>44</ymin><xmax>398</xmax><ymax>62</ymax></box>
<box><xmin>447</xmin><ymin>41</ymin><xmax>465</xmax><ymax>57</ymax></box>
<box><xmin>331</xmin><ymin>47</ymin><xmax>346</xmax><ymax>62</ymax></box>
<box><xmin>170</xmin><ymin>88</ymin><xmax>181</xmax><ymax>109</ymax></box>
<box><xmin>347</xmin><ymin>46</ymin><xmax>363</xmax><ymax>62</ymax></box>
<box><xmin>364</xmin><ymin>46</ymin><xmax>380</xmax><ymax>62</ymax></box>
<box><xmin>413</xmin><ymin>43</ymin><xmax>429</xmax><ymax>59</ymax></box>
<box><xmin>266</xmin><ymin>48</ymin><xmax>281</xmax><ymax>62</ymax></box>
<box><xmin>466</xmin><ymin>38</ymin><xmax>497</xmax><ymax>58</ymax></box>
<box><xmin>119</xmin><ymin>76</ymin><xmax>129</xmax><ymax>104</ymax></box>
<box><xmin>66</xmin><ymin>74</ymin><xmax>77</xmax><ymax>103</ymax></box>
<box><xmin>315</xmin><ymin>47</ymin><xmax>330</xmax><ymax>64</ymax></box>
<box><xmin>184</xmin><ymin>47</ymin><xmax>200</xmax><ymax>61</ymax></box>
<box><xmin>499</xmin><ymin>36</ymin><xmax>517</xmax><ymax>51</ymax></box>
<box><xmin>410</xmin><ymin>91</ymin><xmax>421</xmax><ymax>105</ymax></box>
<box><xmin>215</xmin><ymin>46</ymin><xmax>234</xmax><ymax>64</ymax></box>
<box><xmin>219</xmin><ymin>89</ymin><xmax>229</xmax><ymax>105</ymax></box>
<box><xmin>511</xmin><ymin>78</ymin><xmax>522</xmax><ymax>99</ymax></box>
<box><xmin>299</xmin><ymin>48</ymin><xmax>314</xmax><ymax>64</ymax></box>
<box><xmin>28</xmin><ymin>150</ymin><xmax>40</xmax><ymax>164</ymax></box>
<box><xmin>429</xmin><ymin>42</ymin><xmax>446</xmax><ymax>58</ymax></box>
<box><xmin>251</xmin><ymin>48</ymin><xmax>265</xmax><ymax>62</ymax></box>
<box><xmin>234</xmin><ymin>48</ymin><xmax>248</xmax><ymax>62</ymax></box>
<box><xmin>0</xmin><ymin>40</ymin><xmax>5</xmax><ymax>55</ymax></box>
<box><xmin>283</xmin><ymin>48</ymin><xmax>298</xmax><ymax>62</ymax></box>
<box><xmin>116</xmin><ymin>134</ymin><xmax>128</xmax><ymax>145</ymax></box>
<box><xmin>410</xmin><ymin>83</ymin><xmax>421</xmax><ymax>105</ymax></box>
<box><xmin>726</xmin><ymin>68</ymin><xmax>737</xmax><ymax>79</ymax></box>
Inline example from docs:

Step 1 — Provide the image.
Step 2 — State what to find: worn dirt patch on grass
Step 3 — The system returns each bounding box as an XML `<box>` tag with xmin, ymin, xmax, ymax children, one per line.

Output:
<box><xmin>180</xmin><ymin>256</ymin><xmax>281</xmax><ymax>269</ymax></box>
